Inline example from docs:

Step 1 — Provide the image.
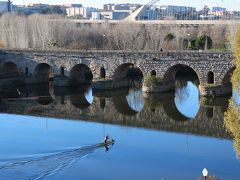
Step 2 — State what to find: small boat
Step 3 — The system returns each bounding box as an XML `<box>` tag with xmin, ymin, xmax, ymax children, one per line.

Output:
<box><xmin>97</xmin><ymin>139</ymin><xmax>115</xmax><ymax>147</ymax></box>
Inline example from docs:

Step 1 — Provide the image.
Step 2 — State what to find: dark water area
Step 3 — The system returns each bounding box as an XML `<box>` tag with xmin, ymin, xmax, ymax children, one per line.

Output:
<box><xmin>0</xmin><ymin>79</ymin><xmax>239</xmax><ymax>180</ymax></box>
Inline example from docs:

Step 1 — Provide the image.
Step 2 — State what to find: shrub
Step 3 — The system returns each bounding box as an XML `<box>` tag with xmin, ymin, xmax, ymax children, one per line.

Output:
<box><xmin>144</xmin><ymin>76</ymin><xmax>163</xmax><ymax>87</ymax></box>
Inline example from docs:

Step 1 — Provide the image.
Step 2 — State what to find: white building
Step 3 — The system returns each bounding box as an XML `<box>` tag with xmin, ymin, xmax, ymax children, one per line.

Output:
<box><xmin>92</xmin><ymin>12</ymin><xmax>101</xmax><ymax>20</ymax></box>
<box><xmin>66</xmin><ymin>7</ymin><xmax>97</xmax><ymax>18</ymax></box>
<box><xmin>92</xmin><ymin>10</ymin><xmax>132</xmax><ymax>20</ymax></box>
<box><xmin>0</xmin><ymin>1</ymin><xmax>12</xmax><ymax>13</ymax></box>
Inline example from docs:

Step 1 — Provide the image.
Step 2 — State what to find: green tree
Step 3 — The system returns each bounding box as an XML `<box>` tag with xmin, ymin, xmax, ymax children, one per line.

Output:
<box><xmin>164</xmin><ymin>33</ymin><xmax>175</xmax><ymax>41</ymax></box>
<box><xmin>195</xmin><ymin>35</ymin><xmax>212</xmax><ymax>50</ymax></box>
<box><xmin>232</xmin><ymin>27</ymin><xmax>240</xmax><ymax>90</ymax></box>
<box><xmin>40</xmin><ymin>6</ymin><xmax>66</xmax><ymax>15</ymax></box>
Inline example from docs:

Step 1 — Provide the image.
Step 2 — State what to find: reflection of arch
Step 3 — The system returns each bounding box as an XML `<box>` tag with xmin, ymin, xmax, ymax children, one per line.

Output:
<box><xmin>112</xmin><ymin>94</ymin><xmax>138</xmax><ymax>116</ymax></box>
<box><xmin>34</xmin><ymin>63</ymin><xmax>53</xmax><ymax>82</ymax></box>
<box><xmin>163</xmin><ymin>64</ymin><xmax>199</xmax><ymax>83</ymax></box>
<box><xmin>162</xmin><ymin>93</ymin><xmax>191</xmax><ymax>121</ymax></box>
<box><xmin>70</xmin><ymin>64</ymin><xmax>93</xmax><ymax>85</ymax></box>
<box><xmin>143</xmin><ymin>93</ymin><xmax>193</xmax><ymax>121</ymax></box>
<box><xmin>222</xmin><ymin>67</ymin><xmax>236</xmax><ymax>86</ymax></box>
<box><xmin>70</xmin><ymin>94</ymin><xmax>91</xmax><ymax>109</ymax></box>
<box><xmin>126</xmin><ymin>88</ymin><xmax>144</xmax><ymax>112</ymax></box>
<box><xmin>151</xmin><ymin>70</ymin><xmax>156</xmax><ymax>76</ymax></box>
<box><xmin>207</xmin><ymin>71</ymin><xmax>214</xmax><ymax>84</ymax></box>
<box><xmin>2</xmin><ymin>62</ymin><xmax>19</xmax><ymax>76</ymax></box>
<box><xmin>113</xmin><ymin>63</ymin><xmax>143</xmax><ymax>81</ymax></box>
<box><xmin>100</xmin><ymin>67</ymin><xmax>106</xmax><ymax>79</ymax></box>
<box><xmin>30</xmin><ymin>84</ymin><xmax>53</xmax><ymax>105</ymax></box>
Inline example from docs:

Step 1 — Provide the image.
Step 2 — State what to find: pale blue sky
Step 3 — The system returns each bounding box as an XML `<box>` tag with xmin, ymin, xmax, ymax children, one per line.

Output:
<box><xmin>13</xmin><ymin>0</ymin><xmax>240</xmax><ymax>10</ymax></box>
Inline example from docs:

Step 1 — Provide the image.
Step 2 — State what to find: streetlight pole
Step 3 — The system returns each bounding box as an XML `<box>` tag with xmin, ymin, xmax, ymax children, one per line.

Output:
<box><xmin>102</xmin><ymin>34</ymin><xmax>106</xmax><ymax>50</ymax></box>
<box><xmin>205</xmin><ymin>35</ymin><xmax>208</xmax><ymax>50</ymax></box>
<box><xmin>187</xmin><ymin>33</ymin><xmax>190</xmax><ymax>50</ymax></box>
<box><xmin>202</xmin><ymin>168</ymin><xmax>208</xmax><ymax>180</ymax></box>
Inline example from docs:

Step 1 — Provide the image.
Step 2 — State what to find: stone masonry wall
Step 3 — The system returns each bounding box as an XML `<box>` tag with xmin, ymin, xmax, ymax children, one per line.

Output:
<box><xmin>0</xmin><ymin>49</ymin><xmax>235</xmax><ymax>85</ymax></box>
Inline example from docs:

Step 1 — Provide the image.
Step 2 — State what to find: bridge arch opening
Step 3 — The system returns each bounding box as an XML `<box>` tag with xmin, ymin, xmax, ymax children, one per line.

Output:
<box><xmin>207</xmin><ymin>71</ymin><xmax>214</xmax><ymax>84</ymax></box>
<box><xmin>34</xmin><ymin>63</ymin><xmax>54</xmax><ymax>83</ymax></box>
<box><xmin>100</xmin><ymin>67</ymin><xmax>106</xmax><ymax>79</ymax></box>
<box><xmin>113</xmin><ymin>63</ymin><xmax>143</xmax><ymax>81</ymax></box>
<box><xmin>70</xmin><ymin>64</ymin><xmax>93</xmax><ymax>85</ymax></box>
<box><xmin>150</xmin><ymin>70</ymin><xmax>156</xmax><ymax>76</ymax></box>
<box><xmin>222</xmin><ymin>67</ymin><xmax>236</xmax><ymax>86</ymax></box>
<box><xmin>1</xmin><ymin>62</ymin><xmax>19</xmax><ymax>77</ymax></box>
<box><xmin>164</xmin><ymin>64</ymin><xmax>199</xmax><ymax>84</ymax></box>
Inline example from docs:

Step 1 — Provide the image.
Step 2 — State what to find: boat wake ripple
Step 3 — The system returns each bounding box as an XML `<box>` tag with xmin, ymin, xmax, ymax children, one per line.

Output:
<box><xmin>0</xmin><ymin>144</ymin><xmax>101</xmax><ymax>180</ymax></box>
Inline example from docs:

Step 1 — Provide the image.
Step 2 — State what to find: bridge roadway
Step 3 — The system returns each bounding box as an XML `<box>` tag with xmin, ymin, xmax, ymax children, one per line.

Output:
<box><xmin>71</xmin><ymin>19</ymin><xmax>240</xmax><ymax>26</ymax></box>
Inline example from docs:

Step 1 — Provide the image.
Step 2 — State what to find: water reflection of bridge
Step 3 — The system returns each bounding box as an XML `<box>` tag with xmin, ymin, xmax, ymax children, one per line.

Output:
<box><xmin>0</xmin><ymin>86</ymin><xmax>230</xmax><ymax>139</ymax></box>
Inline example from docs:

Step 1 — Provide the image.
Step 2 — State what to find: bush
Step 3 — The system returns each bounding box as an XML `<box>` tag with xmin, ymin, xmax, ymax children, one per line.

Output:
<box><xmin>47</xmin><ymin>40</ymin><xmax>59</xmax><ymax>48</ymax></box>
<box><xmin>195</xmin><ymin>35</ymin><xmax>213</xmax><ymax>50</ymax></box>
<box><xmin>164</xmin><ymin>33</ymin><xmax>175</xmax><ymax>41</ymax></box>
<box><xmin>144</xmin><ymin>76</ymin><xmax>163</xmax><ymax>87</ymax></box>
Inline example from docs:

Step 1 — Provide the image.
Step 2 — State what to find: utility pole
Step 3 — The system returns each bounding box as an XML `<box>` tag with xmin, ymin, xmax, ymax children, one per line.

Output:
<box><xmin>8</xmin><ymin>0</ymin><xmax>11</xmax><ymax>12</ymax></box>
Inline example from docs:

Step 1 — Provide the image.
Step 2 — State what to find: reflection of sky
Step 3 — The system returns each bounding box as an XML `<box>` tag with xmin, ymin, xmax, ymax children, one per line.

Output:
<box><xmin>84</xmin><ymin>87</ymin><xmax>94</xmax><ymax>104</ymax></box>
<box><xmin>233</xmin><ymin>91</ymin><xmax>240</xmax><ymax>106</ymax></box>
<box><xmin>175</xmin><ymin>81</ymin><xmax>200</xmax><ymax>118</ymax></box>
<box><xmin>126</xmin><ymin>89</ymin><xmax>144</xmax><ymax>112</ymax></box>
<box><xmin>0</xmin><ymin>114</ymin><xmax>239</xmax><ymax>180</ymax></box>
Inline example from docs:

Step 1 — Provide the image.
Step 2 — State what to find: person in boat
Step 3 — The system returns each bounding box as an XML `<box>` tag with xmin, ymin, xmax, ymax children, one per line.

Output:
<box><xmin>104</xmin><ymin>135</ymin><xmax>109</xmax><ymax>144</ymax></box>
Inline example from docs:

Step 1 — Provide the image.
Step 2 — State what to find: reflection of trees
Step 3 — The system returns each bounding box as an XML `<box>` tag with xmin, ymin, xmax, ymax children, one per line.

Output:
<box><xmin>224</xmin><ymin>98</ymin><xmax>240</xmax><ymax>157</ymax></box>
<box><xmin>197</xmin><ymin>175</ymin><xmax>220</xmax><ymax>180</ymax></box>
<box><xmin>175</xmin><ymin>80</ymin><xmax>189</xmax><ymax>105</ymax></box>
<box><xmin>225</xmin><ymin>26</ymin><xmax>240</xmax><ymax>157</ymax></box>
<box><xmin>126</xmin><ymin>88</ymin><xmax>143</xmax><ymax>112</ymax></box>
<box><xmin>231</xmin><ymin>69</ymin><xmax>240</xmax><ymax>94</ymax></box>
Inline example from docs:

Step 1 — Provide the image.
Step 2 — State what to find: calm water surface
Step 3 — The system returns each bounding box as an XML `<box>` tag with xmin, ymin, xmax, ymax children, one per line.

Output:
<box><xmin>0</xmin><ymin>80</ymin><xmax>239</xmax><ymax>180</ymax></box>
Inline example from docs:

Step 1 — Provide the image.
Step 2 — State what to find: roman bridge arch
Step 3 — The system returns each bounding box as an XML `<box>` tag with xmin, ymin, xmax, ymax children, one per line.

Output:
<box><xmin>163</xmin><ymin>63</ymin><xmax>201</xmax><ymax>84</ymax></box>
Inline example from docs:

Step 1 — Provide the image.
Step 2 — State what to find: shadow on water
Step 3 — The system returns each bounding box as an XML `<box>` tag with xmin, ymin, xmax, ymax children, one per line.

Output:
<box><xmin>0</xmin><ymin>142</ymin><xmax>114</xmax><ymax>180</ymax></box>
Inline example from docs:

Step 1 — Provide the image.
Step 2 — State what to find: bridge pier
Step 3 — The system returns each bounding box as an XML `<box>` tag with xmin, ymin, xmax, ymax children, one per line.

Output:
<box><xmin>142</xmin><ymin>80</ymin><xmax>175</xmax><ymax>93</ymax></box>
<box><xmin>92</xmin><ymin>79</ymin><xmax>130</xmax><ymax>90</ymax></box>
<box><xmin>142</xmin><ymin>76</ymin><xmax>232</xmax><ymax>96</ymax></box>
<box><xmin>199</xmin><ymin>84</ymin><xmax>232</xmax><ymax>96</ymax></box>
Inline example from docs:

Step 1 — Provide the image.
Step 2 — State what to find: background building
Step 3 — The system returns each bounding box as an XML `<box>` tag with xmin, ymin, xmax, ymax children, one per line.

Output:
<box><xmin>92</xmin><ymin>10</ymin><xmax>132</xmax><ymax>20</ymax></box>
<box><xmin>66</xmin><ymin>4</ymin><xmax>97</xmax><ymax>18</ymax></box>
<box><xmin>0</xmin><ymin>0</ymin><xmax>12</xmax><ymax>13</ymax></box>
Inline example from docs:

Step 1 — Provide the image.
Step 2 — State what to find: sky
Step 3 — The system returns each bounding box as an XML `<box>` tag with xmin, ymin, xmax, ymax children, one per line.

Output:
<box><xmin>12</xmin><ymin>0</ymin><xmax>240</xmax><ymax>10</ymax></box>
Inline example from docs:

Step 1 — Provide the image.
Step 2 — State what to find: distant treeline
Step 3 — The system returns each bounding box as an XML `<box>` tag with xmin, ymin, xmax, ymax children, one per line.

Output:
<box><xmin>0</xmin><ymin>13</ymin><xmax>237</xmax><ymax>51</ymax></box>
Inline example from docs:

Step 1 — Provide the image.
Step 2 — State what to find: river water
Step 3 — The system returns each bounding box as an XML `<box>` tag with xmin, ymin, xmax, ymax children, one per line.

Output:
<box><xmin>0</xmin><ymin>79</ymin><xmax>239</xmax><ymax>180</ymax></box>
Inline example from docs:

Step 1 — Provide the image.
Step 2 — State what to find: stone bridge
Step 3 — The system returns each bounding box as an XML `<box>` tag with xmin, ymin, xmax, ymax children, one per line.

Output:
<box><xmin>0</xmin><ymin>49</ymin><xmax>235</xmax><ymax>95</ymax></box>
